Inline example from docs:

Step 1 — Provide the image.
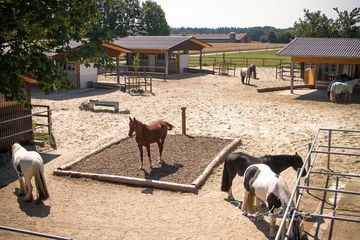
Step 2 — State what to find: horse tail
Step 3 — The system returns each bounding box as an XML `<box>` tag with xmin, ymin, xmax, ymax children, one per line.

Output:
<box><xmin>221</xmin><ymin>161</ymin><xmax>230</xmax><ymax>192</ymax></box>
<box><xmin>33</xmin><ymin>160</ymin><xmax>49</xmax><ymax>201</ymax></box>
<box><xmin>242</xmin><ymin>190</ymin><xmax>256</xmax><ymax>213</ymax></box>
<box><xmin>165</xmin><ymin>122</ymin><xmax>174</xmax><ymax>130</ymax></box>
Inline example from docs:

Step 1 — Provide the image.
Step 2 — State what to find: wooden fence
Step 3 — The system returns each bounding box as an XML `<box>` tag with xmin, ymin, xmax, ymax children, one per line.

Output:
<box><xmin>189</xmin><ymin>56</ymin><xmax>291</xmax><ymax>68</ymax></box>
<box><xmin>0</xmin><ymin>92</ymin><xmax>33</xmax><ymax>153</ymax></box>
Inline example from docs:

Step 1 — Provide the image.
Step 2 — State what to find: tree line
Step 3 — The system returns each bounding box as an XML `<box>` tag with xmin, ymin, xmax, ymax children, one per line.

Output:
<box><xmin>171</xmin><ymin>26</ymin><xmax>293</xmax><ymax>43</ymax></box>
<box><xmin>172</xmin><ymin>7</ymin><xmax>360</xmax><ymax>43</ymax></box>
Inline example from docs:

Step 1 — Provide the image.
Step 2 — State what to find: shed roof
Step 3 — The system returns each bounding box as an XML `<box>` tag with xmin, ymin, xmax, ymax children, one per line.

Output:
<box><xmin>111</xmin><ymin>36</ymin><xmax>211</xmax><ymax>52</ymax></box>
<box><xmin>277</xmin><ymin>38</ymin><xmax>360</xmax><ymax>59</ymax></box>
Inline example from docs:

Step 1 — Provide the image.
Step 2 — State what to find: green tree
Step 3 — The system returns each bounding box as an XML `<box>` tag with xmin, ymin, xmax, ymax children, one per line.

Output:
<box><xmin>139</xmin><ymin>0</ymin><xmax>170</xmax><ymax>36</ymax></box>
<box><xmin>333</xmin><ymin>7</ymin><xmax>360</xmax><ymax>38</ymax></box>
<box><xmin>267</xmin><ymin>31</ymin><xmax>278</xmax><ymax>43</ymax></box>
<box><xmin>292</xmin><ymin>9</ymin><xmax>335</xmax><ymax>37</ymax></box>
<box><xmin>0</xmin><ymin>0</ymin><xmax>136</xmax><ymax>105</ymax></box>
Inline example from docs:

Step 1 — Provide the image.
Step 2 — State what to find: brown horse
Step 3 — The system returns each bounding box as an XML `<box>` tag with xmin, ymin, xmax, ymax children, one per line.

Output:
<box><xmin>128</xmin><ymin>117</ymin><xmax>174</xmax><ymax>170</ymax></box>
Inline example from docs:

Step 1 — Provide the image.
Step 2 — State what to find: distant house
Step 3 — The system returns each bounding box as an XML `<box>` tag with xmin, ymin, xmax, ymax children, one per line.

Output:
<box><xmin>277</xmin><ymin>37</ymin><xmax>360</xmax><ymax>91</ymax></box>
<box><xmin>111</xmin><ymin>36</ymin><xmax>211</xmax><ymax>74</ymax></box>
<box><xmin>171</xmin><ymin>32</ymin><xmax>251</xmax><ymax>43</ymax></box>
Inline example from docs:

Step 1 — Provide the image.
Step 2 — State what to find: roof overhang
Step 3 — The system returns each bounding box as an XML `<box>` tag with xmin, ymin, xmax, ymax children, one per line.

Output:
<box><xmin>189</xmin><ymin>38</ymin><xmax>212</xmax><ymax>48</ymax></box>
<box><xmin>101</xmin><ymin>42</ymin><xmax>131</xmax><ymax>54</ymax></box>
<box><xmin>291</xmin><ymin>56</ymin><xmax>360</xmax><ymax>64</ymax></box>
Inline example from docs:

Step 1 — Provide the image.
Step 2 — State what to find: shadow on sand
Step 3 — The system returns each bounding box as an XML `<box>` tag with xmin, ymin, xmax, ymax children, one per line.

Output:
<box><xmin>0</xmin><ymin>151</ymin><xmax>60</xmax><ymax>188</ymax></box>
<box><xmin>294</xmin><ymin>89</ymin><xmax>360</xmax><ymax>104</ymax></box>
<box><xmin>14</xmin><ymin>189</ymin><xmax>51</xmax><ymax>217</ymax></box>
<box><xmin>31</xmin><ymin>86</ymin><xmax>118</xmax><ymax>101</ymax></box>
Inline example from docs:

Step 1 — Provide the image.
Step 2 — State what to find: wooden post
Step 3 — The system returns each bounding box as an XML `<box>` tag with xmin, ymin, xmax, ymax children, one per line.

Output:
<box><xmin>116</xmin><ymin>55</ymin><xmax>120</xmax><ymax>84</ymax></box>
<box><xmin>199</xmin><ymin>50</ymin><xmax>203</xmax><ymax>70</ymax></box>
<box><xmin>290</xmin><ymin>62</ymin><xmax>295</xmax><ymax>93</ymax></box>
<box><xmin>181</xmin><ymin>107</ymin><xmax>186</xmax><ymax>135</ymax></box>
<box><xmin>165</xmin><ymin>51</ymin><xmax>169</xmax><ymax>75</ymax></box>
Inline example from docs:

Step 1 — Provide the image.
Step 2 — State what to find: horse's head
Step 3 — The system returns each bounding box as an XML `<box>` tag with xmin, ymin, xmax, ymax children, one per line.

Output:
<box><xmin>128</xmin><ymin>117</ymin><xmax>137</xmax><ymax>137</ymax></box>
<box><xmin>293</xmin><ymin>152</ymin><xmax>306</xmax><ymax>177</ymax></box>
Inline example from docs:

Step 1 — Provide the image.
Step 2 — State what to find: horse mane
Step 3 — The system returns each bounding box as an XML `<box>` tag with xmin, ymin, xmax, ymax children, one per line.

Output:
<box><xmin>261</xmin><ymin>154</ymin><xmax>296</xmax><ymax>174</ymax></box>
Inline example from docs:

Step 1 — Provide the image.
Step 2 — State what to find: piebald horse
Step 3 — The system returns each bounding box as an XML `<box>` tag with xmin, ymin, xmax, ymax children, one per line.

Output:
<box><xmin>128</xmin><ymin>117</ymin><xmax>174</xmax><ymax>170</ymax></box>
<box><xmin>242</xmin><ymin>164</ymin><xmax>303</xmax><ymax>239</ymax></box>
<box><xmin>10</xmin><ymin>143</ymin><xmax>49</xmax><ymax>203</ymax></box>
<box><xmin>221</xmin><ymin>152</ymin><xmax>306</xmax><ymax>200</ymax></box>
<box><xmin>240</xmin><ymin>64</ymin><xmax>257</xmax><ymax>85</ymax></box>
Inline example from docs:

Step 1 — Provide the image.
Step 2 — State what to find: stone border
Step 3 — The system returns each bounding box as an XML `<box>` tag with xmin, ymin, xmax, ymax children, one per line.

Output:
<box><xmin>53</xmin><ymin>136</ymin><xmax>241</xmax><ymax>194</ymax></box>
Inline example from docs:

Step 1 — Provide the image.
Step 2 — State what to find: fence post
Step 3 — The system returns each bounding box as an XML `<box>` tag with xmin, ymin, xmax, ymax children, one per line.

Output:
<box><xmin>181</xmin><ymin>107</ymin><xmax>187</xmax><ymax>135</ymax></box>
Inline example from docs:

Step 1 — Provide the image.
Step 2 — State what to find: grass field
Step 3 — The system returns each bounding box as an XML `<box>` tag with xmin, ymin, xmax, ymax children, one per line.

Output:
<box><xmin>188</xmin><ymin>42</ymin><xmax>291</xmax><ymax>67</ymax></box>
<box><xmin>189</xmin><ymin>49</ymin><xmax>291</xmax><ymax>67</ymax></box>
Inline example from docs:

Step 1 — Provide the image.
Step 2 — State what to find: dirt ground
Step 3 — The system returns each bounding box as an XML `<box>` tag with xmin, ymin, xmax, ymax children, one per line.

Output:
<box><xmin>0</xmin><ymin>68</ymin><xmax>359</xmax><ymax>240</ymax></box>
<box><xmin>69</xmin><ymin>134</ymin><xmax>232</xmax><ymax>184</ymax></box>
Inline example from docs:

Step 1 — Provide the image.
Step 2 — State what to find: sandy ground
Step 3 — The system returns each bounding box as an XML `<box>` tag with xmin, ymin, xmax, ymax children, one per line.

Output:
<box><xmin>1</xmin><ymin>68</ymin><xmax>359</xmax><ymax>240</ymax></box>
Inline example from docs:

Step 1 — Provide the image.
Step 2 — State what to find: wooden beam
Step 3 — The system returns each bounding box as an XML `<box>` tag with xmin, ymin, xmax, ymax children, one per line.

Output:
<box><xmin>16</xmin><ymin>73</ymin><xmax>38</xmax><ymax>84</ymax></box>
<box><xmin>290</xmin><ymin>62</ymin><xmax>294</xmax><ymax>93</ymax></box>
<box><xmin>102</xmin><ymin>42</ymin><xmax>131</xmax><ymax>53</ymax></box>
<box><xmin>130</xmin><ymin>49</ymin><xmax>165</xmax><ymax>54</ymax></box>
<box><xmin>165</xmin><ymin>51</ymin><xmax>169</xmax><ymax>75</ymax></box>
<box><xmin>291</xmin><ymin>56</ymin><xmax>360</xmax><ymax>65</ymax></box>
<box><xmin>189</xmin><ymin>38</ymin><xmax>212</xmax><ymax>48</ymax></box>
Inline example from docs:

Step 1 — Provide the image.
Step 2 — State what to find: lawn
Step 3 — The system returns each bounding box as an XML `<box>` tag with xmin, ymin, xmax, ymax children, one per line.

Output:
<box><xmin>189</xmin><ymin>50</ymin><xmax>291</xmax><ymax>67</ymax></box>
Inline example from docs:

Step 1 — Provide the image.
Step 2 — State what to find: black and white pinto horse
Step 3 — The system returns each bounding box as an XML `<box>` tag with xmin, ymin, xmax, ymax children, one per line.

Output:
<box><xmin>240</xmin><ymin>64</ymin><xmax>257</xmax><ymax>85</ymax></box>
<box><xmin>10</xmin><ymin>143</ymin><xmax>49</xmax><ymax>203</ymax></box>
<box><xmin>221</xmin><ymin>152</ymin><xmax>306</xmax><ymax>200</ymax></box>
<box><xmin>242</xmin><ymin>164</ymin><xmax>303</xmax><ymax>239</ymax></box>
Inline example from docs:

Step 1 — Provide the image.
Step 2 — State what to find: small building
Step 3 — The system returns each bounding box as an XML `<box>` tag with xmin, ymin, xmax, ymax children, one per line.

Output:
<box><xmin>277</xmin><ymin>37</ymin><xmax>360</xmax><ymax>92</ymax></box>
<box><xmin>51</xmin><ymin>42</ymin><xmax>130</xmax><ymax>88</ymax></box>
<box><xmin>172</xmin><ymin>32</ymin><xmax>251</xmax><ymax>43</ymax></box>
<box><xmin>111</xmin><ymin>36</ymin><xmax>211</xmax><ymax>75</ymax></box>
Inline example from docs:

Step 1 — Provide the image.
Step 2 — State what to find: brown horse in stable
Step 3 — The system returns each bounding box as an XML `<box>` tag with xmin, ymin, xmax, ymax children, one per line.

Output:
<box><xmin>128</xmin><ymin>117</ymin><xmax>174</xmax><ymax>170</ymax></box>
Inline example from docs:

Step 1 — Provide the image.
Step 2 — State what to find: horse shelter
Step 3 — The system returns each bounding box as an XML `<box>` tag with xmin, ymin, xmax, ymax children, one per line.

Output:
<box><xmin>277</xmin><ymin>38</ymin><xmax>360</xmax><ymax>93</ymax></box>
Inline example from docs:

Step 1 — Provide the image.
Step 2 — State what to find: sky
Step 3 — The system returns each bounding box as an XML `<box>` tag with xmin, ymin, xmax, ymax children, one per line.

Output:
<box><xmin>144</xmin><ymin>0</ymin><xmax>359</xmax><ymax>29</ymax></box>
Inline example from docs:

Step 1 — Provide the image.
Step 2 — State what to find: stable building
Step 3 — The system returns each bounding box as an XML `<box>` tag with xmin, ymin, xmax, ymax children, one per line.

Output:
<box><xmin>277</xmin><ymin>37</ymin><xmax>360</xmax><ymax>92</ymax></box>
<box><xmin>111</xmin><ymin>36</ymin><xmax>211</xmax><ymax>75</ymax></box>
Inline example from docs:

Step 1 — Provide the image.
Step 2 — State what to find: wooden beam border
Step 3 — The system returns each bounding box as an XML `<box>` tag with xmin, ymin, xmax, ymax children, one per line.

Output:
<box><xmin>54</xmin><ymin>136</ymin><xmax>241</xmax><ymax>194</ymax></box>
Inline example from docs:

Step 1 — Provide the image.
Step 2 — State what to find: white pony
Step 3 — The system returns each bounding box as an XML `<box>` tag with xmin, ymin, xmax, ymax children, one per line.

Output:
<box><xmin>240</xmin><ymin>64</ymin><xmax>256</xmax><ymax>85</ymax></box>
<box><xmin>11</xmin><ymin>143</ymin><xmax>49</xmax><ymax>203</ymax></box>
<box><xmin>241</xmin><ymin>164</ymin><xmax>302</xmax><ymax>239</ymax></box>
<box><xmin>329</xmin><ymin>78</ymin><xmax>359</xmax><ymax>103</ymax></box>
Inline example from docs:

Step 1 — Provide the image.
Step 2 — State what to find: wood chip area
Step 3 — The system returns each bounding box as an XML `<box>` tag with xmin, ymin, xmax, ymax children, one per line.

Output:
<box><xmin>68</xmin><ymin>134</ymin><xmax>232</xmax><ymax>184</ymax></box>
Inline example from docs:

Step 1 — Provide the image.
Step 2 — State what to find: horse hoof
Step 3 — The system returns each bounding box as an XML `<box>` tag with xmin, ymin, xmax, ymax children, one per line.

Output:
<box><xmin>226</xmin><ymin>196</ymin><xmax>235</xmax><ymax>201</ymax></box>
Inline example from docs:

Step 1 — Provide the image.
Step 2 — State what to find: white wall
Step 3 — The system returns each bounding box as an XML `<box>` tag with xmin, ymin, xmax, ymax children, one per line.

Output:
<box><xmin>79</xmin><ymin>64</ymin><xmax>98</xmax><ymax>88</ymax></box>
<box><xmin>179</xmin><ymin>54</ymin><xmax>189</xmax><ymax>73</ymax></box>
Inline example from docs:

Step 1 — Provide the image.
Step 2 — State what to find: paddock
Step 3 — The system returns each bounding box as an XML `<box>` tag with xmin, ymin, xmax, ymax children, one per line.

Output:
<box><xmin>0</xmin><ymin>68</ymin><xmax>359</xmax><ymax>240</ymax></box>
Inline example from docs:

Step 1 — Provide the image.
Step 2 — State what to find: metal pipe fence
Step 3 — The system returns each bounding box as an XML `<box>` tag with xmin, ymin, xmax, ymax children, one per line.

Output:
<box><xmin>275</xmin><ymin>128</ymin><xmax>360</xmax><ymax>240</ymax></box>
